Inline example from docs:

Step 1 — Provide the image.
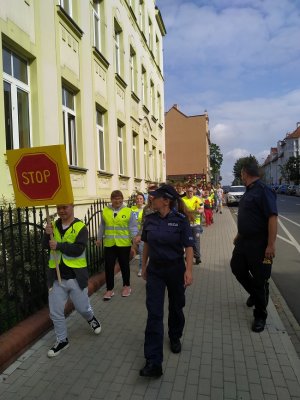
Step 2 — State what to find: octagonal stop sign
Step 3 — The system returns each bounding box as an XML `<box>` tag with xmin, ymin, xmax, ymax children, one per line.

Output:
<box><xmin>7</xmin><ymin>145</ymin><xmax>73</xmax><ymax>207</ymax></box>
<box><xmin>15</xmin><ymin>153</ymin><xmax>61</xmax><ymax>200</ymax></box>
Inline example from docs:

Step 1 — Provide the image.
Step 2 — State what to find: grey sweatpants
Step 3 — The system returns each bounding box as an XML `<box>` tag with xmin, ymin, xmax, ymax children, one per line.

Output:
<box><xmin>48</xmin><ymin>279</ymin><xmax>94</xmax><ymax>342</ymax></box>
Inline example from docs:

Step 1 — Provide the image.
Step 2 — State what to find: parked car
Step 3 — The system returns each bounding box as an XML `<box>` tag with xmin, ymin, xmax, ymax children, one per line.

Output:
<box><xmin>287</xmin><ymin>185</ymin><xmax>297</xmax><ymax>195</ymax></box>
<box><xmin>276</xmin><ymin>184</ymin><xmax>288</xmax><ymax>194</ymax></box>
<box><xmin>295</xmin><ymin>185</ymin><xmax>300</xmax><ymax>197</ymax></box>
<box><xmin>222</xmin><ymin>185</ymin><xmax>231</xmax><ymax>194</ymax></box>
<box><xmin>225</xmin><ymin>185</ymin><xmax>246</xmax><ymax>206</ymax></box>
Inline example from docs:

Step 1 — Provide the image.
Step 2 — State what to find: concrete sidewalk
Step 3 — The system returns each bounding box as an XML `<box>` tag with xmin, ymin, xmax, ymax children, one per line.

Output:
<box><xmin>1</xmin><ymin>208</ymin><xmax>300</xmax><ymax>399</ymax></box>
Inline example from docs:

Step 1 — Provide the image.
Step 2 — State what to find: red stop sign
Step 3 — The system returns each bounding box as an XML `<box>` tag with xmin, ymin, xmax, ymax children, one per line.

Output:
<box><xmin>15</xmin><ymin>153</ymin><xmax>61</xmax><ymax>200</ymax></box>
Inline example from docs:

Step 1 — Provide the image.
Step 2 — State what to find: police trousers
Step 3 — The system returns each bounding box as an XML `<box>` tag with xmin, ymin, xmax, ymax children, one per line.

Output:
<box><xmin>144</xmin><ymin>259</ymin><xmax>186</xmax><ymax>365</ymax></box>
<box><xmin>230</xmin><ymin>237</ymin><xmax>272</xmax><ymax>320</ymax></box>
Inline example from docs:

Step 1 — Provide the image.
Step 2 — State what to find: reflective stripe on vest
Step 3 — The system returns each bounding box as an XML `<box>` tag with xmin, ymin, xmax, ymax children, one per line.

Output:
<box><xmin>49</xmin><ymin>221</ymin><xmax>87</xmax><ymax>269</ymax></box>
<box><xmin>102</xmin><ymin>207</ymin><xmax>132</xmax><ymax>247</ymax></box>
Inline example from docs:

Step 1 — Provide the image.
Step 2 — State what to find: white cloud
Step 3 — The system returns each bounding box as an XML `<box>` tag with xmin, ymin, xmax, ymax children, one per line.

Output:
<box><xmin>155</xmin><ymin>0</ymin><xmax>300</xmax><ymax>184</ymax></box>
<box><xmin>225</xmin><ymin>148</ymin><xmax>249</xmax><ymax>159</ymax></box>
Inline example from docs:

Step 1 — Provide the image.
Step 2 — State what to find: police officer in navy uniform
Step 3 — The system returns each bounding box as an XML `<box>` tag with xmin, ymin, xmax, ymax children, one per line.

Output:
<box><xmin>230</xmin><ymin>161</ymin><xmax>278</xmax><ymax>333</ymax></box>
<box><xmin>139</xmin><ymin>185</ymin><xmax>194</xmax><ymax>378</ymax></box>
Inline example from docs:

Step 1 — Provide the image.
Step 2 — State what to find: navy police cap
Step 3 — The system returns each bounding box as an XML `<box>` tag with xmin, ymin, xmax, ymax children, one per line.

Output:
<box><xmin>149</xmin><ymin>184</ymin><xmax>180</xmax><ymax>200</ymax></box>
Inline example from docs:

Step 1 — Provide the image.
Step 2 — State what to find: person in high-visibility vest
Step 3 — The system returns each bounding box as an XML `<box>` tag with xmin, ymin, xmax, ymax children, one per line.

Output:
<box><xmin>131</xmin><ymin>192</ymin><xmax>145</xmax><ymax>276</ymax></box>
<box><xmin>42</xmin><ymin>203</ymin><xmax>101</xmax><ymax>358</ymax></box>
<box><xmin>182</xmin><ymin>185</ymin><xmax>204</xmax><ymax>264</ymax></box>
<box><xmin>97</xmin><ymin>190</ymin><xmax>138</xmax><ymax>300</ymax></box>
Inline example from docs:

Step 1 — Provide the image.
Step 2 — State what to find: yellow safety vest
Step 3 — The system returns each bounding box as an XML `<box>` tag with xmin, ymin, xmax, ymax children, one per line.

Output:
<box><xmin>208</xmin><ymin>194</ymin><xmax>214</xmax><ymax>206</ymax></box>
<box><xmin>182</xmin><ymin>196</ymin><xmax>202</xmax><ymax>225</ymax></box>
<box><xmin>102</xmin><ymin>207</ymin><xmax>132</xmax><ymax>247</ymax></box>
<box><xmin>49</xmin><ymin>221</ymin><xmax>87</xmax><ymax>269</ymax></box>
<box><xmin>131</xmin><ymin>205</ymin><xmax>144</xmax><ymax>231</ymax></box>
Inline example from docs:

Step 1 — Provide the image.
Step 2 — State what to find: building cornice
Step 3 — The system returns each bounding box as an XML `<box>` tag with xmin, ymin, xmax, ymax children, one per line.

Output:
<box><xmin>56</xmin><ymin>6</ymin><xmax>83</xmax><ymax>38</ymax></box>
<box><xmin>115</xmin><ymin>73</ymin><xmax>127</xmax><ymax>89</ymax></box>
<box><xmin>155</xmin><ymin>7</ymin><xmax>167</xmax><ymax>36</ymax></box>
<box><xmin>92</xmin><ymin>47</ymin><xmax>110</xmax><ymax>69</ymax></box>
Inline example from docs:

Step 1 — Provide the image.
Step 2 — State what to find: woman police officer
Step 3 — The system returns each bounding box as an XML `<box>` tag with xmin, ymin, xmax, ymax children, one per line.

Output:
<box><xmin>139</xmin><ymin>184</ymin><xmax>194</xmax><ymax>378</ymax></box>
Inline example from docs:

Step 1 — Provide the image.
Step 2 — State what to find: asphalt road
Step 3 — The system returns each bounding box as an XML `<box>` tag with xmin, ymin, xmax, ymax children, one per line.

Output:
<box><xmin>228</xmin><ymin>194</ymin><xmax>300</xmax><ymax>325</ymax></box>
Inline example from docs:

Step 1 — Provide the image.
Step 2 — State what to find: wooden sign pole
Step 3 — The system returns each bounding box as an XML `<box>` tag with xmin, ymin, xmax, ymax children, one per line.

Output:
<box><xmin>45</xmin><ymin>205</ymin><xmax>62</xmax><ymax>285</ymax></box>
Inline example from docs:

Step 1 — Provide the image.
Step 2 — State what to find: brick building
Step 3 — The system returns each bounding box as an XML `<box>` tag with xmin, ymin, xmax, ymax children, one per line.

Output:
<box><xmin>165</xmin><ymin>104</ymin><xmax>210</xmax><ymax>185</ymax></box>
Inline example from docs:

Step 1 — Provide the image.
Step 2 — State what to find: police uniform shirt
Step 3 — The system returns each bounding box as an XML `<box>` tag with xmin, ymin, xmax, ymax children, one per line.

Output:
<box><xmin>141</xmin><ymin>210</ymin><xmax>194</xmax><ymax>261</ymax></box>
<box><xmin>238</xmin><ymin>179</ymin><xmax>278</xmax><ymax>238</ymax></box>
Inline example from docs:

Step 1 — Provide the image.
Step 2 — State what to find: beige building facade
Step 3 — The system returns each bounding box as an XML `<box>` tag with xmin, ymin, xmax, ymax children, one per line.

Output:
<box><xmin>165</xmin><ymin>105</ymin><xmax>210</xmax><ymax>184</ymax></box>
<box><xmin>0</xmin><ymin>0</ymin><xmax>166</xmax><ymax>207</ymax></box>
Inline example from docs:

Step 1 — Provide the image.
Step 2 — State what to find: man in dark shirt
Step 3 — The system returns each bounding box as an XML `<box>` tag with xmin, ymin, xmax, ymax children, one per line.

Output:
<box><xmin>230</xmin><ymin>162</ymin><xmax>278</xmax><ymax>333</ymax></box>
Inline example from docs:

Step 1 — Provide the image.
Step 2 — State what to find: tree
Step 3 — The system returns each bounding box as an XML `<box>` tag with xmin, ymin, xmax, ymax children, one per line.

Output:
<box><xmin>210</xmin><ymin>143</ymin><xmax>223</xmax><ymax>184</ymax></box>
<box><xmin>232</xmin><ymin>155</ymin><xmax>259</xmax><ymax>185</ymax></box>
<box><xmin>280</xmin><ymin>156</ymin><xmax>300</xmax><ymax>184</ymax></box>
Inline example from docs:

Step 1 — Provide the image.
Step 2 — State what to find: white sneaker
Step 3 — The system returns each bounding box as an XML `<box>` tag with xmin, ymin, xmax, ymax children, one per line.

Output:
<box><xmin>138</xmin><ymin>271</ymin><xmax>142</xmax><ymax>277</ymax></box>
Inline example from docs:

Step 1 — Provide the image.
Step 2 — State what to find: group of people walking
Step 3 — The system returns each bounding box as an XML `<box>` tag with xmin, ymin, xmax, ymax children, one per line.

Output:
<box><xmin>42</xmin><ymin>159</ymin><xmax>278</xmax><ymax>377</ymax></box>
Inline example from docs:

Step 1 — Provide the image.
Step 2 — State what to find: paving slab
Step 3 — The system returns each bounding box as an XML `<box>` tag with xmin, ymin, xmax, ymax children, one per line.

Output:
<box><xmin>0</xmin><ymin>208</ymin><xmax>300</xmax><ymax>399</ymax></box>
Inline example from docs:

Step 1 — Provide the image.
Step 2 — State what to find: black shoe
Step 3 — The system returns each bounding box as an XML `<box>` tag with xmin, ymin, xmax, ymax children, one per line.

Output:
<box><xmin>195</xmin><ymin>258</ymin><xmax>201</xmax><ymax>265</ymax></box>
<box><xmin>246</xmin><ymin>295</ymin><xmax>255</xmax><ymax>307</ymax></box>
<box><xmin>88</xmin><ymin>316</ymin><xmax>101</xmax><ymax>334</ymax></box>
<box><xmin>139</xmin><ymin>361</ymin><xmax>163</xmax><ymax>377</ymax></box>
<box><xmin>170</xmin><ymin>338</ymin><xmax>182</xmax><ymax>353</ymax></box>
<box><xmin>252</xmin><ymin>318</ymin><xmax>266</xmax><ymax>333</ymax></box>
<box><xmin>47</xmin><ymin>339</ymin><xmax>69</xmax><ymax>358</ymax></box>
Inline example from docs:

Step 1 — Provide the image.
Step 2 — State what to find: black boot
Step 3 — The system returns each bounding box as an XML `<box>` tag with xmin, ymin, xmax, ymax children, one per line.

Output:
<box><xmin>140</xmin><ymin>361</ymin><xmax>162</xmax><ymax>377</ymax></box>
<box><xmin>246</xmin><ymin>295</ymin><xmax>255</xmax><ymax>307</ymax></box>
<box><xmin>170</xmin><ymin>338</ymin><xmax>181</xmax><ymax>353</ymax></box>
<box><xmin>252</xmin><ymin>318</ymin><xmax>266</xmax><ymax>333</ymax></box>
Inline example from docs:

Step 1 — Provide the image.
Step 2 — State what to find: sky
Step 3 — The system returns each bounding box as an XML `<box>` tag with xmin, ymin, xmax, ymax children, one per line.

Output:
<box><xmin>155</xmin><ymin>0</ymin><xmax>300</xmax><ymax>185</ymax></box>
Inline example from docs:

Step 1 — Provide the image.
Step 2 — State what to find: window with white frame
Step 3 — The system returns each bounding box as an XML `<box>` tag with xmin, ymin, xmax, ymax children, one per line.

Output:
<box><xmin>141</xmin><ymin>66</ymin><xmax>146</xmax><ymax>105</ymax></box>
<box><xmin>96</xmin><ymin>109</ymin><xmax>105</xmax><ymax>171</ymax></box>
<box><xmin>92</xmin><ymin>1</ymin><xmax>101</xmax><ymax>51</ymax></box>
<box><xmin>114</xmin><ymin>22</ymin><xmax>122</xmax><ymax>75</ymax></box>
<box><xmin>157</xmin><ymin>91</ymin><xmax>162</xmax><ymax>122</ymax></box>
<box><xmin>155</xmin><ymin>35</ymin><xmax>160</xmax><ymax>65</ymax></box>
<box><xmin>132</xmin><ymin>133</ymin><xmax>138</xmax><ymax>177</ymax></box>
<box><xmin>62</xmin><ymin>86</ymin><xmax>77</xmax><ymax>166</ymax></box>
<box><xmin>139</xmin><ymin>1</ymin><xmax>145</xmax><ymax>33</ymax></box>
<box><xmin>148</xmin><ymin>18</ymin><xmax>153</xmax><ymax>51</ymax></box>
<box><xmin>60</xmin><ymin>0</ymin><xmax>72</xmax><ymax>17</ymax></box>
<box><xmin>150</xmin><ymin>80</ymin><xmax>155</xmax><ymax>116</ymax></box>
<box><xmin>144</xmin><ymin>140</ymin><xmax>149</xmax><ymax>180</ymax></box>
<box><xmin>130</xmin><ymin>47</ymin><xmax>137</xmax><ymax>93</ymax></box>
<box><xmin>118</xmin><ymin>124</ymin><xmax>124</xmax><ymax>175</ymax></box>
<box><xmin>2</xmin><ymin>47</ymin><xmax>31</xmax><ymax>150</ymax></box>
<box><xmin>152</xmin><ymin>146</ymin><xmax>157</xmax><ymax>180</ymax></box>
<box><xmin>159</xmin><ymin>150</ymin><xmax>163</xmax><ymax>181</ymax></box>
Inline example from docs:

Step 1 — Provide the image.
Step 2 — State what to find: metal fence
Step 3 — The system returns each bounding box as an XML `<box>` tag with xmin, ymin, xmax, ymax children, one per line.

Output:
<box><xmin>0</xmin><ymin>199</ymin><xmax>109</xmax><ymax>335</ymax></box>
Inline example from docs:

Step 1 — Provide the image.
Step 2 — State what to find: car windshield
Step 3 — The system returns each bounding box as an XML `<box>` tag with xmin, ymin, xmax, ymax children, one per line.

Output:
<box><xmin>229</xmin><ymin>186</ymin><xmax>246</xmax><ymax>193</ymax></box>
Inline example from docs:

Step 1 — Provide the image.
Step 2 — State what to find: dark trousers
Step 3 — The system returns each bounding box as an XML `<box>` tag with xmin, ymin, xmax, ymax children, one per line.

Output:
<box><xmin>230</xmin><ymin>237</ymin><xmax>272</xmax><ymax>320</ymax></box>
<box><xmin>104</xmin><ymin>245</ymin><xmax>131</xmax><ymax>290</ymax></box>
<box><xmin>144</xmin><ymin>259</ymin><xmax>186</xmax><ymax>365</ymax></box>
<box><xmin>191</xmin><ymin>225</ymin><xmax>201</xmax><ymax>259</ymax></box>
